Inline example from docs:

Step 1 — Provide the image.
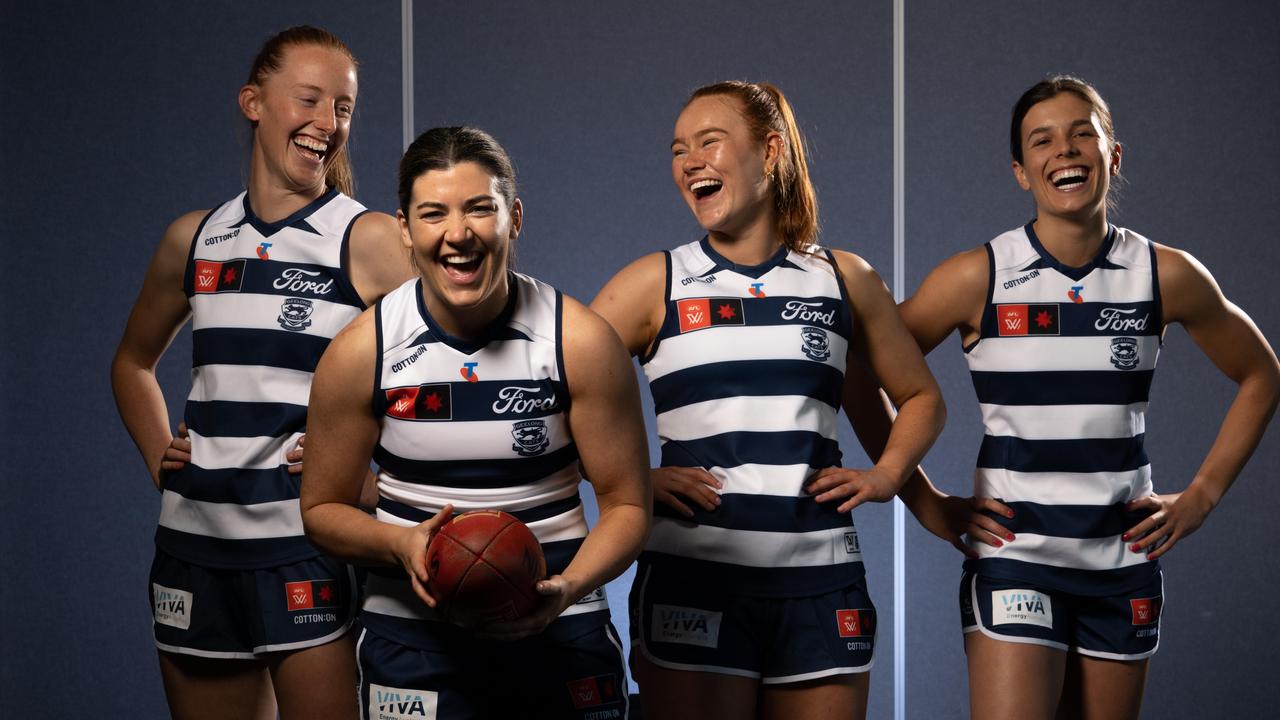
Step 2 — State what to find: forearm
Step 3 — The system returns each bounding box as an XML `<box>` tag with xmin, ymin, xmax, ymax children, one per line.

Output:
<box><xmin>874</xmin><ymin>389</ymin><xmax>946</xmax><ymax>491</ymax></box>
<box><xmin>558</xmin><ymin>501</ymin><xmax>648</xmax><ymax>603</ymax></box>
<box><xmin>1186</xmin><ymin>371</ymin><xmax>1280</xmax><ymax>506</ymax></box>
<box><xmin>110</xmin><ymin>357</ymin><xmax>175</xmax><ymax>487</ymax></box>
<box><xmin>302</xmin><ymin>501</ymin><xmax>414</xmax><ymax>568</ymax></box>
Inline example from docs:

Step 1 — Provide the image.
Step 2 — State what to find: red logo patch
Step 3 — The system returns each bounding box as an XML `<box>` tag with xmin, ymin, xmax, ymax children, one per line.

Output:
<box><xmin>1130</xmin><ymin>597</ymin><xmax>1158</xmax><ymax>625</ymax></box>
<box><xmin>566</xmin><ymin>675</ymin><xmax>617</xmax><ymax>709</ymax></box>
<box><xmin>836</xmin><ymin>609</ymin><xmax>872</xmax><ymax>637</ymax></box>
<box><xmin>678</xmin><ymin>298</ymin><xmax>712</xmax><ymax>333</ymax></box>
<box><xmin>385</xmin><ymin>386</ymin><xmax>420</xmax><ymax>419</ymax></box>
<box><xmin>285</xmin><ymin>581</ymin><xmax>313</xmax><ymax>611</ymax></box>
<box><xmin>997</xmin><ymin>304</ymin><xmax>1029</xmax><ymax>336</ymax></box>
<box><xmin>193</xmin><ymin>258</ymin><xmax>246</xmax><ymax>293</ymax></box>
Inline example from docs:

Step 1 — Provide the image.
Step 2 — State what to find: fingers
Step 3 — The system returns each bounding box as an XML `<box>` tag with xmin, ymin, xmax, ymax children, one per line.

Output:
<box><xmin>285</xmin><ymin>434</ymin><xmax>306</xmax><ymax>474</ymax></box>
<box><xmin>653</xmin><ymin>468</ymin><xmax>721</xmax><ymax>515</ymax></box>
<box><xmin>407</xmin><ymin>571</ymin><xmax>436</xmax><ymax>609</ymax></box>
<box><xmin>176</xmin><ymin>421</ymin><xmax>189</xmax><ymax>439</ymax></box>
<box><xmin>973</xmin><ymin>497</ymin><xmax>1014</xmax><ymax>520</ymax></box>
<box><xmin>421</xmin><ymin>504</ymin><xmax>455</xmax><ymax>534</ymax></box>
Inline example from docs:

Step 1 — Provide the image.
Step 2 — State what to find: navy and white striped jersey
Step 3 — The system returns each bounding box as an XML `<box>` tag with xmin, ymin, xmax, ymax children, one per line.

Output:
<box><xmin>159</xmin><ymin>188</ymin><xmax>368</xmax><ymax>568</ymax></box>
<box><xmin>965</xmin><ymin>223</ymin><xmax>1162</xmax><ymax>596</ymax></box>
<box><xmin>361</xmin><ymin>274</ymin><xmax>608</xmax><ymax>642</ymax></box>
<box><xmin>640</xmin><ymin>237</ymin><xmax>860</xmax><ymax>597</ymax></box>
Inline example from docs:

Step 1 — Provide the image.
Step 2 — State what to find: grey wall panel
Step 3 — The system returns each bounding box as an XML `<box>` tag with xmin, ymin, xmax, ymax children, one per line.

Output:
<box><xmin>0</xmin><ymin>2</ymin><xmax>400</xmax><ymax>714</ymax></box>
<box><xmin>905</xmin><ymin>2</ymin><xmax>1280</xmax><ymax>717</ymax></box>
<box><xmin>413</xmin><ymin>0</ymin><xmax>895</xmax><ymax>706</ymax></box>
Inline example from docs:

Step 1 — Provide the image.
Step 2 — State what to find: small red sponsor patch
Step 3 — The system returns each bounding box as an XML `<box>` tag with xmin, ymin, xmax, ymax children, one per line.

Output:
<box><xmin>194</xmin><ymin>261</ymin><xmax>222</xmax><ymax>293</ymax></box>
<box><xmin>836</xmin><ymin>609</ymin><xmax>871</xmax><ymax>637</ymax></box>
<box><xmin>1130</xmin><ymin>597</ymin><xmax>1158</xmax><ymax>625</ymax></box>
<box><xmin>285</xmin><ymin>581</ymin><xmax>313</xmax><ymax>611</ymax></box>
<box><xmin>678</xmin><ymin>298</ymin><xmax>712</xmax><ymax>333</ymax></box>
<box><xmin>567</xmin><ymin>677</ymin><xmax>602</xmax><ymax>709</ymax></box>
<box><xmin>385</xmin><ymin>387</ymin><xmax>420</xmax><ymax>419</ymax></box>
<box><xmin>997</xmin><ymin>304</ymin><xmax>1029</xmax><ymax>336</ymax></box>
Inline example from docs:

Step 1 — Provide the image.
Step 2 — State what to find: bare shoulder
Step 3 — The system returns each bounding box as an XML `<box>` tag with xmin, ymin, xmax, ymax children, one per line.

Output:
<box><xmin>320</xmin><ymin>306</ymin><xmax>379</xmax><ymax>375</ymax></box>
<box><xmin>348</xmin><ymin>211</ymin><xmax>414</xmax><ymax>304</ymax></box>
<box><xmin>1154</xmin><ymin>243</ymin><xmax>1224</xmax><ymax>324</ymax></box>
<box><xmin>159</xmin><ymin>209</ymin><xmax>210</xmax><ymax>255</ymax></box>
<box><xmin>563</xmin><ymin>293</ymin><xmax>621</xmax><ymax>349</ymax></box>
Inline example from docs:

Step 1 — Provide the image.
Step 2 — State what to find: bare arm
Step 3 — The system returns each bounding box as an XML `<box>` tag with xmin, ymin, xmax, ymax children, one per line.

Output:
<box><xmin>588</xmin><ymin>251</ymin><xmax>666</xmax><ymax>357</ymax></box>
<box><xmin>840</xmin><ymin>248</ymin><xmax>1013</xmax><ymax>552</ymax></box>
<box><xmin>348</xmin><ymin>211</ymin><xmax>416</xmax><ymax>306</ymax></box>
<box><xmin>483</xmin><ymin>297</ymin><xmax>651</xmax><ymax>640</ymax></box>
<box><xmin>1125</xmin><ymin>245</ymin><xmax>1280</xmax><ymax>558</ymax></box>
<box><xmin>806</xmin><ymin>251</ymin><xmax>946</xmax><ymax>509</ymax></box>
<box><xmin>110</xmin><ymin>211</ymin><xmax>202</xmax><ymax>489</ymax></box>
<box><xmin>299</xmin><ymin>311</ymin><xmax>452</xmax><ymax>605</ymax></box>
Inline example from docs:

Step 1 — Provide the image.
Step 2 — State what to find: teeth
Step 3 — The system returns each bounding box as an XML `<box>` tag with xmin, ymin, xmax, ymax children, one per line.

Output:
<box><xmin>444</xmin><ymin>254</ymin><xmax>480</xmax><ymax>265</ymax></box>
<box><xmin>690</xmin><ymin>179</ymin><xmax>722</xmax><ymax>192</ymax></box>
<box><xmin>1051</xmin><ymin>167</ymin><xmax>1087</xmax><ymax>186</ymax></box>
<box><xmin>293</xmin><ymin>137</ymin><xmax>329</xmax><ymax>154</ymax></box>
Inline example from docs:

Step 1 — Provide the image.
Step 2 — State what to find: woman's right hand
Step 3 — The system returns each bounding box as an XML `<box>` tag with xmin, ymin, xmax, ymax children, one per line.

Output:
<box><xmin>392</xmin><ymin>505</ymin><xmax>454</xmax><ymax>608</ymax></box>
<box><xmin>651</xmin><ymin>467</ymin><xmax>721</xmax><ymax>517</ymax></box>
<box><xmin>155</xmin><ymin>421</ymin><xmax>192</xmax><ymax>490</ymax></box>
<box><xmin>913</xmin><ymin>491</ymin><xmax>1015</xmax><ymax>558</ymax></box>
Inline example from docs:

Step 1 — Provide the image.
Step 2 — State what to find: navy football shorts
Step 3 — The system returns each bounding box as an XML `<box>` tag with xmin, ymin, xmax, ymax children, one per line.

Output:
<box><xmin>150</xmin><ymin>548</ymin><xmax>356</xmax><ymax>658</ymax></box>
<box><xmin>629</xmin><ymin>563</ymin><xmax>876</xmax><ymax>684</ymax></box>
<box><xmin>960</xmin><ymin>570</ymin><xmax>1163</xmax><ymax>660</ymax></box>
<box><xmin>357</xmin><ymin>619</ymin><xmax>629</xmax><ymax>720</ymax></box>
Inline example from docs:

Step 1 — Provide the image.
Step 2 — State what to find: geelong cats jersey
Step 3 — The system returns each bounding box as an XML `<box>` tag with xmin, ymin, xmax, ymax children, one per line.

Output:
<box><xmin>641</xmin><ymin>237</ymin><xmax>859</xmax><ymax>597</ymax></box>
<box><xmin>964</xmin><ymin>223</ymin><xmax>1162</xmax><ymax>595</ymax></box>
<box><xmin>361</xmin><ymin>274</ymin><xmax>608</xmax><ymax>641</ymax></box>
<box><xmin>159</xmin><ymin>188</ymin><xmax>367</xmax><ymax>568</ymax></box>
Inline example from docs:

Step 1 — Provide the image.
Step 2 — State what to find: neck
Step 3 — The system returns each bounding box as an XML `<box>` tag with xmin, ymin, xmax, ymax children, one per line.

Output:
<box><xmin>1032</xmin><ymin>209</ymin><xmax>1108</xmax><ymax>268</ymax></box>
<box><xmin>706</xmin><ymin>207</ymin><xmax>783</xmax><ymax>266</ymax></box>
<box><xmin>247</xmin><ymin>144</ymin><xmax>329</xmax><ymax>223</ymax></box>
<box><xmin>423</xmin><ymin>275</ymin><xmax>510</xmax><ymax>340</ymax></box>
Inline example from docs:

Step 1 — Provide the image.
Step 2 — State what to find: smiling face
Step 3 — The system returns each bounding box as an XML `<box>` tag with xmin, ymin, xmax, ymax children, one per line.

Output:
<box><xmin>240</xmin><ymin>43</ymin><xmax>357</xmax><ymax>194</ymax></box>
<box><xmin>671</xmin><ymin>95</ymin><xmax>780</xmax><ymax>241</ymax></box>
<box><xmin>1012</xmin><ymin>91</ymin><xmax>1121</xmax><ymax>223</ymax></box>
<box><xmin>398</xmin><ymin>161</ymin><xmax>521</xmax><ymax>336</ymax></box>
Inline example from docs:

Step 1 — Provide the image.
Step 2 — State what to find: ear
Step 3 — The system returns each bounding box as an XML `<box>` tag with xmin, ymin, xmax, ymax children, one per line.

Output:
<box><xmin>396</xmin><ymin>209</ymin><xmax>413</xmax><ymax>249</ymax></box>
<box><xmin>1110</xmin><ymin>142</ymin><xmax>1123</xmax><ymax>176</ymax></box>
<box><xmin>508</xmin><ymin>198</ymin><xmax>523</xmax><ymax>240</ymax></box>
<box><xmin>1011</xmin><ymin>159</ymin><xmax>1031</xmax><ymax>191</ymax></box>
<box><xmin>763</xmin><ymin>131</ymin><xmax>784</xmax><ymax>175</ymax></box>
<box><xmin>239</xmin><ymin>84</ymin><xmax>262</xmax><ymax>123</ymax></box>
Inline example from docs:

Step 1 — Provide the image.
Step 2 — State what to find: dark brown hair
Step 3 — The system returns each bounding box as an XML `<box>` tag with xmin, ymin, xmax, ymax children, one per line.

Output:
<box><xmin>398</xmin><ymin>126</ymin><xmax>517</xmax><ymax>216</ymax></box>
<box><xmin>1010</xmin><ymin>74</ymin><xmax>1116</xmax><ymax>163</ymax></box>
<box><xmin>687</xmin><ymin>81</ymin><xmax>819</xmax><ymax>251</ymax></box>
<box><xmin>247</xmin><ymin>26</ymin><xmax>358</xmax><ymax>196</ymax></box>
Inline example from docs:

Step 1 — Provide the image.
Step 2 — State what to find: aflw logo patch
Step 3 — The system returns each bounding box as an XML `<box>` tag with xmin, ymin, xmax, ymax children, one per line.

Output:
<box><xmin>836</xmin><ymin>609</ymin><xmax>874</xmax><ymax>637</ymax></box>
<box><xmin>193</xmin><ymin>259</ymin><xmax>246</xmax><ymax>293</ymax></box>
<box><xmin>285</xmin><ymin>579</ymin><xmax>339</xmax><ymax>611</ymax></box>
<box><xmin>1130</xmin><ymin>597</ymin><xmax>1160</xmax><ymax>625</ymax></box>
<box><xmin>677</xmin><ymin>297</ymin><xmax>745</xmax><ymax>333</ymax></box>
<box><xmin>385</xmin><ymin>384</ymin><xmax>452</xmax><ymax>421</ymax></box>
<box><xmin>996</xmin><ymin>303</ymin><xmax>1059</xmax><ymax>336</ymax></box>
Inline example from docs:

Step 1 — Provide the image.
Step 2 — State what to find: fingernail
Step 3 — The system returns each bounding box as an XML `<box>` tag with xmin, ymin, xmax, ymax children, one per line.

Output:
<box><xmin>1122</xmin><ymin>533</ymin><xmax>1130</xmax><ymax>541</ymax></box>
<box><xmin>1130</xmin><ymin>544</ymin><xmax>1141</xmax><ymax>552</ymax></box>
<box><xmin>993</xmin><ymin>539</ymin><xmax>1003</xmax><ymax>547</ymax></box>
<box><xmin>1005</xmin><ymin>533</ymin><xmax>1014</xmax><ymax>541</ymax></box>
<box><xmin>1006</xmin><ymin>510</ymin><xmax>1015</xmax><ymax>518</ymax></box>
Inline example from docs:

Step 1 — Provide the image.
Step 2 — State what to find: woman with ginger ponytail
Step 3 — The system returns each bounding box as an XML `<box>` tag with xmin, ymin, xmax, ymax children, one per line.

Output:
<box><xmin>111</xmin><ymin>25</ymin><xmax>412</xmax><ymax>719</ymax></box>
<box><xmin>591</xmin><ymin>81</ymin><xmax>945</xmax><ymax>719</ymax></box>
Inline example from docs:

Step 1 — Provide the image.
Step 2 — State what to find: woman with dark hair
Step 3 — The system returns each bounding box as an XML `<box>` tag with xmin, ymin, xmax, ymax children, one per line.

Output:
<box><xmin>590</xmin><ymin>81</ymin><xmax>945</xmax><ymax>719</ymax></box>
<box><xmin>111</xmin><ymin>26</ymin><xmax>413</xmax><ymax>719</ymax></box>
<box><xmin>300</xmin><ymin>126</ymin><xmax>650</xmax><ymax>719</ymax></box>
<box><xmin>879</xmin><ymin>75</ymin><xmax>1280</xmax><ymax>719</ymax></box>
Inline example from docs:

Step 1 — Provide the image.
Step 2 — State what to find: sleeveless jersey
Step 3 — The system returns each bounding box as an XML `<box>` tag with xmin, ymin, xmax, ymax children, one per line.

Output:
<box><xmin>361</xmin><ymin>274</ymin><xmax>608</xmax><ymax>643</ymax></box>
<box><xmin>964</xmin><ymin>223</ymin><xmax>1162</xmax><ymax>596</ymax></box>
<box><xmin>158</xmin><ymin>188</ymin><xmax>368</xmax><ymax>568</ymax></box>
<box><xmin>640</xmin><ymin>237</ymin><xmax>859</xmax><ymax>597</ymax></box>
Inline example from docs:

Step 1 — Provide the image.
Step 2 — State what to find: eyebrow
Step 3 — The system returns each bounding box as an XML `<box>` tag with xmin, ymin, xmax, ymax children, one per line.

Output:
<box><xmin>294</xmin><ymin>83</ymin><xmax>355</xmax><ymax>102</ymax></box>
<box><xmin>413</xmin><ymin>194</ymin><xmax>496</xmax><ymax>211</ymax></box>
<box><xmin>671</xmin><ymin>126</ymin><xmax>728</xmax><ymax>149</ymax></box>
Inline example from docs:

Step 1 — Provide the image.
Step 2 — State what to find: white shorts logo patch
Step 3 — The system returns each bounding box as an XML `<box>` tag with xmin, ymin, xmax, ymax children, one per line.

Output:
<box><xmin>368</xmin><ymin>684</ymin><xmax>438</xmax><ymax>719</ymax></box>
<box><xmin>652</xmin><ymin>604</ymin><xmax>722</xmax><ymax>648</ymax></box>
<box><xmin>991</xmin><ymin>589</ymin><xmax>1053</xmax><ymax>629</ymax></box>
<box><xmin>153</xmin><ymin>584</ymin><xmax>192</xmax><ymax>630</ymax></box>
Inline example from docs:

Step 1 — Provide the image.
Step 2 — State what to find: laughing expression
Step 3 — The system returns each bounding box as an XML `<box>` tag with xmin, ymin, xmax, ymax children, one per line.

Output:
<box><xmin>1013</xmin><ymin>92</ymin><xmax>1121</xmax><ymax>222</ymax></box>
<box><xmin>670</xmin><ymin>95</ymin><xmax>779</xmax><ymax>240</ymax></box>
<box><xmin>241</xmin><ymin>44</ymin><xmax>357</xmax><ymax>194</ymax></box>
<box><xmin>399</xmin><ymin>161</ymin><xmax>520</xmax><ymax>337</ymax></box>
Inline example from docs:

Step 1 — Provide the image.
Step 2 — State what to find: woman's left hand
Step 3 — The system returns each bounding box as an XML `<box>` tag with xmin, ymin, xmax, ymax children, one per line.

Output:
<box><xmin>1123</xmin><ymin>487</ymin><xmax>1215</xmax><ymax>560</ymax></box>
<box><xmin>475</xmin><ymin>575</ymin><xmax>572</xmax><ymax>642</ymax></box>
<box><xmin>806</xmin><ymin>466</ymin><xmax>901</xmax><ymax>513</ymax></box>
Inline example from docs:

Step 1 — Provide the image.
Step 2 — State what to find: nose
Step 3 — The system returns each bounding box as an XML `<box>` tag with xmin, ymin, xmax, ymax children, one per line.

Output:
<box><xmin>680</xmin><ymin>147</ymin><xmax>706</xmax><ymax>175</ymax></box>
<box><xmin>313</xmin><ymin>102</ymin><xmax>338</xmax><ymax>135</ymax></box>
<box><xmin>1053</xmin><ymin>134</ymin><xmax>1079</xmax><ymax>158</ymax></box>
<box><xmin>442</xmin><ymin>212</ymin><xmax>470</xmax><ymax>245</ymax></box>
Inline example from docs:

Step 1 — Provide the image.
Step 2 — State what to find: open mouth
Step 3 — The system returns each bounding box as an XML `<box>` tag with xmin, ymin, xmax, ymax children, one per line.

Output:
<box><xmin>293</xmin><ymin>136</ymin><xmax>329</xmax><ymax>163</ymax></box>
<box><xmin>1050</xmin><ymin>166</ymin><xmax>1088</xmax><ymax>190</ymax></box>
<box><xmin>690</xmin><ymin>178</ymin><xmax>723</xmax><ymax>200</ymax></box>
<box><xmin>441</xmin><ymin>252</ymin><xmax>483</xmax><ymax>280</ymax></box>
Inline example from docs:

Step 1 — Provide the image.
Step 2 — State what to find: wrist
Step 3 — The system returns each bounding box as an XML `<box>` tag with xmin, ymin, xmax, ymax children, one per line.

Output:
<box><xmin>1185</xmin><ymin>477</ymin><xmax>1224</xmax><ymax>511</ymax></box>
